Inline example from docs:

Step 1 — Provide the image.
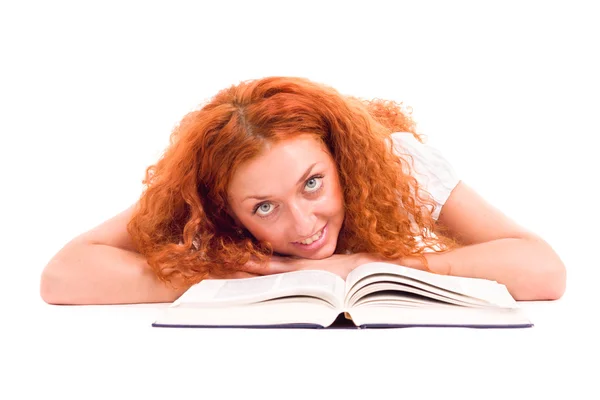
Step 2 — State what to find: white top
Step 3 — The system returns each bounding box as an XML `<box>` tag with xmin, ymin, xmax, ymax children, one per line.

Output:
<box><xmin>389</xmin><ymin>131</ymin><xmax>460</xmax><ymax>221</ymax></box>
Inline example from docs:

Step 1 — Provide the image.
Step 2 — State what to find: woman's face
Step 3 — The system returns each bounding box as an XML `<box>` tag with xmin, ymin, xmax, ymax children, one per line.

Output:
<box><xmin>227</xmin><ymin>134</ymin><xmax>345</xmax><ymax>259</ymax></box>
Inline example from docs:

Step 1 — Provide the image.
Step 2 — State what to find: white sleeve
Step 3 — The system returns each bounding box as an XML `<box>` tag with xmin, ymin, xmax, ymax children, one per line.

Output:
<box><xmin>389</xmin><ymin>131</ymin><xmax>460</xmax><ymax>220</ymax></box>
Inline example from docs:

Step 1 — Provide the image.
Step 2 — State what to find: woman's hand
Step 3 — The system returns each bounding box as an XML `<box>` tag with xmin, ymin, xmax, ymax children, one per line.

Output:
<box><xmin>238</xmin><ymin>252</ymin><xmax>384</xmax><ymax>280</ymax></box>
<box><xmin>221</xmin><ymin>250</ymin><xmax>445</xmax><ymax>281</ymax></box>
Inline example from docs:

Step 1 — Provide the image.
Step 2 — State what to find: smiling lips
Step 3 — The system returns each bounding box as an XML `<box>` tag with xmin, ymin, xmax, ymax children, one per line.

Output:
<box><xmin>294</xmin><ymin>226</ymin><xmax>325</xmax><ymax>245</ymax></box>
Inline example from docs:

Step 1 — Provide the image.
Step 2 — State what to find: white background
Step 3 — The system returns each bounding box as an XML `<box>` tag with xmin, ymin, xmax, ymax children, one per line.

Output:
<box><xmin>1</xmin><ymin>0</ymin><xmax>599</xmax><ymax>399</ymax></box>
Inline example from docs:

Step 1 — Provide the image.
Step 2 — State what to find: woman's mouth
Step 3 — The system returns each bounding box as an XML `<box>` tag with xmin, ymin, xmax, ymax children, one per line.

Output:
<box><xmin>291</xmin><ymin>224</ymin><xmax>328</xmax><ymax>251</ymax></box>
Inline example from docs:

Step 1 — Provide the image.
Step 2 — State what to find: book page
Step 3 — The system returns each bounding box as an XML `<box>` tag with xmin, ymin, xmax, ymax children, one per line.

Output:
<box><xmin>349</xmin><ymin>304</ymin><xmax>532</xmax><ymax>328</ymax></box>
<box><xmin>345</xmin><ymin>275</ymin><xmax>493</xmax><ymax>308</ymax></box>
<box><xmin>347</xmin><ymin>282</ymin><xmax>487</xmax><ymax>308</ymax></box>
<box><xmin>345</xmin><ymin>262</ymin><xmax>517</xmax><ymax>307</ymax></box>
<box><xmin>173</xmin><ymin>269</ymin><xmax>345</xmax><ymax>309</ymax></box>
<box><xmin>155</xmin><ymin>301</ymin><xmax>341</xmax><ymax>328</ymax></box>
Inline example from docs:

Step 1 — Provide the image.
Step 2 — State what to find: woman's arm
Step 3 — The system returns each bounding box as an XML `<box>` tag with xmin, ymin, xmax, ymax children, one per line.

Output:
<box><xmin>399</xmin><ymin>237</ymin><xmax>566</xmax><ymax>301</ymax></box>
<box><xmin>40</xmin><ymin>203</ymin><xmax>261</xmax><ymax>305</ymax></box>
<box><xmin>40</xmin><ymin>203</ymin><xmax>190</xmax><ymax>305</ymax></box>
<box><xmin>40</xmin><ymin>242</ymin><xmax>189</xmax><ymax>305</ymax></box>
<box><xmin>419</xmin><ymin>180</ymin><xmax>567</xmax><ymax>301</ymax></box>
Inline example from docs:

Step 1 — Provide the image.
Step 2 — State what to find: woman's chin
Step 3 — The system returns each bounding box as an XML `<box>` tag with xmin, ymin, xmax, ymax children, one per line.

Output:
<box><xmin>295</xmin><ymin>244</ymin><xmax>336</xmax><ymax>260</ymax></box>
<box><xmin>273</xmin><ymin>247</ymin><xmax>335</xmax><ymax>260</ymax></box>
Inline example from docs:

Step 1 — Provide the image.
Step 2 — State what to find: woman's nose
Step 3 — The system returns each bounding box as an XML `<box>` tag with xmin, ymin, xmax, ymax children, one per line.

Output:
<box><xmin>288</xmin><ymin>201</ymin><xmax>317</xmax><ymax>238</ymax></box>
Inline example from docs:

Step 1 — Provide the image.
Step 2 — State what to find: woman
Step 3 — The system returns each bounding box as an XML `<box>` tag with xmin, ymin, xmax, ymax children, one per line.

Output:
<box><xmin>40</xmin><ymin>76</ymin><xmax>566</xmax><ymax>305</ymax></box>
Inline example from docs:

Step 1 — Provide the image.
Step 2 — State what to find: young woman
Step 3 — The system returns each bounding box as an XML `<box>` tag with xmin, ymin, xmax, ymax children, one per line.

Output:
<box><xmin>40</xmin><ymin>76</ymin><xmax>566</xmax><ymax>305</ymax></box>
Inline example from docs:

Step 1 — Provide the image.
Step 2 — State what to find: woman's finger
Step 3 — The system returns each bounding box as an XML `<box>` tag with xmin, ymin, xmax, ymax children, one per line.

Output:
<box><xmin>238</xmin><ymin>255</ymin><xmax>302</xmax><ymax>275</ymax></box>
<box><xmin>237</xmin><ymin>257</ymin><xmax>283</xmax><ymax>275</ymax></box>
<box><xmin>265</xmin><ymin>255</ymin><xmax>314</xmax><ymax>274</ymax></box>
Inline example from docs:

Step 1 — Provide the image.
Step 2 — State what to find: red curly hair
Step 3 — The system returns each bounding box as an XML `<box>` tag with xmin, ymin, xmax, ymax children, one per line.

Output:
<box><xmin>127</xmin><ymin>76</ymin><xmax>460</xmax><ymax>287</ymax></box>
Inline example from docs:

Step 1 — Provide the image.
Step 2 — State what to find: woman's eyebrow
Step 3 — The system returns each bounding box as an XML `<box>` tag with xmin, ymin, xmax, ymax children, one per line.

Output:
<box><xmin>243</xmin><ymin>162</ymin><xmax>318</xmax><ymax>202</ymax></box>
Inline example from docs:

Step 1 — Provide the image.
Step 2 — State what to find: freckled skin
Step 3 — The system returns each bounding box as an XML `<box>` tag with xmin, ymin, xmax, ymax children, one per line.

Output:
<box><xmin>227</xmin><ymin>134</ymin><xmax>345</xmax><ymax>259</ymax></box>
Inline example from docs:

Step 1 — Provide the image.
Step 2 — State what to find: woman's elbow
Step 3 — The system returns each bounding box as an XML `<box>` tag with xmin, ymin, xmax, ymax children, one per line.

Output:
<box><xmin>514</xmin><ymin>260</ymin><xmax>567</xmax><ymax>301</ymax></box>
<box><xmin>542</xmin><ymin>262</ymin><xmax>567</xmax><ymax>300</ymax></box>
<box><xmin>536</xmin><ymin>243</ymin><xmax>567</xmax><ymax>300</ymax></box>
<box><xmin>40</xmin><ymin>262</ymin><xmax>62</xmax><ymax>304</ymax></box>
<box><xmin>40</xmin><ymin>259</ymin><xmax>76</xmax><ymax>305</ymax></box>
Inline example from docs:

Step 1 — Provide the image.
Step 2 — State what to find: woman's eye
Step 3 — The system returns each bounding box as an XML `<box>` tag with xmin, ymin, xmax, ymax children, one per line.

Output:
<box><xmin>255</xmin><ymin>202</ymin><xmax>273</xmax><ymax>216</ymax></box>
<box><xmin>253</xmin><ymin>175</ymin><xmax>324</xmax><ymax>218</ymax></box>
<box><xmin>305</xmin><ymin>176</ymin><xmax>323</xmax><ymax>192</ymax></box>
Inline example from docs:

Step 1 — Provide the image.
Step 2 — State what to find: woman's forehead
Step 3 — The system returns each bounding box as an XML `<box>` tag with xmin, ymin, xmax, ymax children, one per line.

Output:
<box><xmin>244</xmin><ymin>135</ymin><xmax>328</xmax><ymax>169</ymax></box>
<box><xmin>228</xmin><ymin>135</ymin><xmax>332</xmax><ymax>198</ymax></box>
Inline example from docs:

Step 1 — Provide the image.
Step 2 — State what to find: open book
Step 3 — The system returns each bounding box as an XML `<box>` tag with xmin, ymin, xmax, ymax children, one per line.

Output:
<box><xmin>152</xmin><ymin>262</ymin><xmax>533</xmax><ymax>329</ymax></box>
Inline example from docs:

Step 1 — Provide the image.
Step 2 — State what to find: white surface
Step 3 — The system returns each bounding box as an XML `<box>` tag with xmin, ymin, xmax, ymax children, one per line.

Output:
<box><xmin>10</xmin><ymin>294</ymin><xmax>599</xmax><ymax>399</ymax></box>
<box><xmin>2</xmin><ymin>1</ymin><xmax>599</xmax><ymax>399</ymax></box>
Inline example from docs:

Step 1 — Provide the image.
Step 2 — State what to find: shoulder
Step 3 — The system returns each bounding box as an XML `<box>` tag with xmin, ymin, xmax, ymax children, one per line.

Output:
<box><xmin>388</xmin><ymin>131</ymin><xmax>460</xmax><ymax>220</ymax></box>
<box><xmin>389</xmin><ymin>132</ymin><xmax>452</xmax><ymax>168</ymax></box>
